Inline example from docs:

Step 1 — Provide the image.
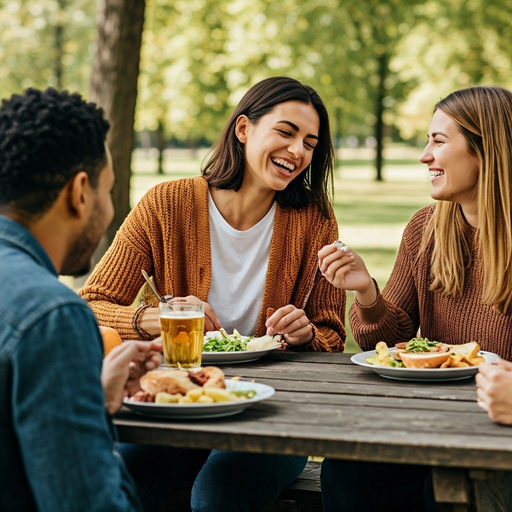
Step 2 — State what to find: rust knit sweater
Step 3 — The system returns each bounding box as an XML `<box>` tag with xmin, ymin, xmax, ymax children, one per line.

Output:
<box><xmin>350</xmin><ymin>204</ymin><xmax>512</xmax><ymax>360</ymax></box>
<box><xmin>80</xmin><ymin>176</ymin><xmax>346</xmax><ymax>351</ymax></box>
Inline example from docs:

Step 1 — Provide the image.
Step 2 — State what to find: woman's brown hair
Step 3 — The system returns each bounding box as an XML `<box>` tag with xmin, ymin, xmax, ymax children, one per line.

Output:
<box><xmin>201</xmin><ymin>76</ymin><xmax>334</xmax><ymax>218</ymax></box>
<box><xmin>420</xmin><ymin>86</ymin><xmax>512</xmax><ymax>313</ymax></box>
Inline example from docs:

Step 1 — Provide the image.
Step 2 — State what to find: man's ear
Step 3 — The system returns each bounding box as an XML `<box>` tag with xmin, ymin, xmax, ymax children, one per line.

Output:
<box><xmin>235</xmin><ymin>115</ymin><xmax>250</xmax><ymax>143</ymax></box>
<box><xmin>66</xmin><ymin>171</ymin><xmax>90</xmax><ymax>219</ymax></box>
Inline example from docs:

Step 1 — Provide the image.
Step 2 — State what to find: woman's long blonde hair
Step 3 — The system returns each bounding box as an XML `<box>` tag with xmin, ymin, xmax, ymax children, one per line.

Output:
<box><xmin>420</xmin><ymin>86</ymin><xmax>512</xmax><ymax>314</ymax></box>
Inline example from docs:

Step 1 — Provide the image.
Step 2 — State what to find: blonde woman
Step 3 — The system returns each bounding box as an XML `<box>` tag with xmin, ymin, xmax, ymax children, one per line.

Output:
<box><xmin>319</xmin><ymin>85</ymin><xmax>512</xmax><ymax>360</ymax></box>
<box><xmin>318</xmin><ymin>86</ymin><xmax>512</xmax><ymax>511</ymax></box>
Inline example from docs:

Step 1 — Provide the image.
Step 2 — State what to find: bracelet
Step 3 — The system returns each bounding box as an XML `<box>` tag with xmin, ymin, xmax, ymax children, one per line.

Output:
<box><xmin>132</xmin><ymin>304</ymin><xmax>153</xmax><ymax>340</ymax></box>
<box><xmin>354</xmin><ymin>278</ymin><xmax>380</xmax><ymax>309</ymax></box>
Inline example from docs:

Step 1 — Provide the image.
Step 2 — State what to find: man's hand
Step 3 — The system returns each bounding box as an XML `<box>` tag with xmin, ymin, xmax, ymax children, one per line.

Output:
<box><xmin>101</xmin><ymin>338</ymin><xmax>163</xmax><ymax>415</ymax></box>
<box><xmin>476</xmin><ymin>359</ymin><xmax>512</xmax><ymax>425</ymax></box>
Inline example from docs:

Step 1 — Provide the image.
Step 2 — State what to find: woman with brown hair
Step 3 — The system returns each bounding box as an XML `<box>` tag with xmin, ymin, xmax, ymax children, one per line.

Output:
<box><xmin>81</xmin><ymin>76</ymin><xmax>345</xmax><ymax>511</ymax></box>
<box><xmin>318</xmin><ymin>85</ymin><xmax>512</xmax><ymax>511</ymax></box>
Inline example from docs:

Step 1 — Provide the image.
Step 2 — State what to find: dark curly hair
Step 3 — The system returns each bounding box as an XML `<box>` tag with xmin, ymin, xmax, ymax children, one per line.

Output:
<box><xmin>202</xmin><ymin>76</ymin><xmax>334</xmax><ymax>218</ymax></box>
<box><xmin>0</xmin><ymin>88</ymin><xmax>110</xmax><ymax>220</ymax></box>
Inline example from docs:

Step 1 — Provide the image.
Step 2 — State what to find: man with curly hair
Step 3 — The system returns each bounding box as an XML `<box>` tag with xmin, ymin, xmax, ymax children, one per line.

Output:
<box><xmin>0</xmin><ymin>88</ymin><xmax>161</xmax><ymax>511</ymax></box>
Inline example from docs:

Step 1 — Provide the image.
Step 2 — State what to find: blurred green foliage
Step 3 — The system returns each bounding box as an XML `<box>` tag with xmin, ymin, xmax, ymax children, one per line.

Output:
<box><xmin>1</xmin><ymin>0</ymin><xmax>512</xmax><ymax>148</ymax></box>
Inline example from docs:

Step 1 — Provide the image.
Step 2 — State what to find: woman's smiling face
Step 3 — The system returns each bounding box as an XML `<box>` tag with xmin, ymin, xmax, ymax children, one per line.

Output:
<box><xmin>235</xmin><ymin>100</ymin><xmax>320</xmax><ymax>192</ymax></box>
<box><xmin>419</xmin><ymin>109</ymin><xmax>480</xmax><ymax>208</ymax></box>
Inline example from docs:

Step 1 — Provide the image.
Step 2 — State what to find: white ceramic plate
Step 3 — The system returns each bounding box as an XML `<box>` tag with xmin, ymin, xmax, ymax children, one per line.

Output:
<box><xmin>351</xmin><ymin>349</ymin><xmax>500</xmax><ymax>382</ymax></box>
<box><xmin>202</xmin><ymin>345</ymin><xmax>282</xmax><ymax>364</ymax></box>
<box><xmin>123</xmin><ymin>379</ymin><xmax>275</xmax><ymax>419</ymax></box>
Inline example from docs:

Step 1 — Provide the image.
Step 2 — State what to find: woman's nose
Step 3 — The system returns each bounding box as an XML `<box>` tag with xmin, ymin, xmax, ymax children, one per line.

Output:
<box><xmin>419</xmin><ymin>145</ymin><xmax>432</xmax><ymax>164</ymax></box>
<box><xmin>288</xmin><ymin>139</ymin><xmax>304</xmax><ymax>158</ymax></box>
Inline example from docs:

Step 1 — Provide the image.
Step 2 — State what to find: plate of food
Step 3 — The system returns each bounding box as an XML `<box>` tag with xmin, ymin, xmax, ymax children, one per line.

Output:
<box><xmin>123</xmin><ymin>365</ymin><xmax>275</xmax><ymax>419</ymax></box>
<box><xmin>201</xmin><ymin>328</ymin><xmax>283</xmax><ymax>364</ymax></box>
<box><xmin>351</xmin><ymin>338</ymin><xmax>500</xmax><ymax>382</ymax></box>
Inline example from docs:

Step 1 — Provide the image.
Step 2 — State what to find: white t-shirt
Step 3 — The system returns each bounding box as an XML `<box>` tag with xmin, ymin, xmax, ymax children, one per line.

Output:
<box><xmin>207</xmin><ymin>192</ymin><xmax>276</xmax><ymax>335</ymax></box>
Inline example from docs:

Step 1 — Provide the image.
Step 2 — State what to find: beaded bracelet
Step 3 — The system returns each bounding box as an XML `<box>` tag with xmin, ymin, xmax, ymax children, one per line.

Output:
<box><xmin>132</xmin><ymin>303</ymin><xmax>153</xmax><ymax>340</ymax></box>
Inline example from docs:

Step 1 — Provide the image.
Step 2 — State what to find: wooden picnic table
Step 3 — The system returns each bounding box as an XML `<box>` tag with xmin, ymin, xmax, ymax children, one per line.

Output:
<box><xmin>114</xmin><ymin>351</ymin><xmax>512</xmax><ymax>511</ymax></box>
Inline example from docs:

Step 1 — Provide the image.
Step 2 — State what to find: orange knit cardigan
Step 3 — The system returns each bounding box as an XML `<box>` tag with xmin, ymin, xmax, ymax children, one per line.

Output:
<box><xmin>80</xmin><ymin>176</ymin><xmax>346</xmax><ymax>352</ymax></box>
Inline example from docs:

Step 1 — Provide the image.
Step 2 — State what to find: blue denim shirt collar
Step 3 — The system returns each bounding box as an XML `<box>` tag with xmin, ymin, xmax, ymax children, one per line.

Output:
<box><xmin>0</xmin><ymin>215</ymin><xmax>57</xmax><ymax>277</ymax></box>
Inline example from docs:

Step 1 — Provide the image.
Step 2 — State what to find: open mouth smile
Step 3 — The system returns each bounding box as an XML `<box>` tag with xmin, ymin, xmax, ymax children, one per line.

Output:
<box><xmin>429</xmin><ymin>169</ymin><xmax>444</xmax><ymax>182</ymax></box>
<box><xmin>271</xmin><ymin>157</ymin><xmax>296</xmax><ymax>174</ymax></box>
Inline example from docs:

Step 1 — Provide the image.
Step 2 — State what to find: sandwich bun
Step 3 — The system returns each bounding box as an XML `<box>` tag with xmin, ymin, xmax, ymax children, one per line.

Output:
<box><xmin>399</xmin><ymin>350</ymin><xmax>451</xmax><ymax>369</ymax></box>
<box><xmin>140</xmin><ymin>369</ymin><xmax>199</xmax><ymax>396</ymax></box>
<box><xmin>140</xmin><ymin>366</ymin><xmax>226</xmax><ymax>397</ymax></box>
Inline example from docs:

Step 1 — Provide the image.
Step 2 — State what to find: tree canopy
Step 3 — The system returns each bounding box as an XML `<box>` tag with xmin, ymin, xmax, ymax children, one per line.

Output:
<box><xmin>2</xmin><ymin>0</ymin><xmax>511</xmax><ymax>163</ymax></box>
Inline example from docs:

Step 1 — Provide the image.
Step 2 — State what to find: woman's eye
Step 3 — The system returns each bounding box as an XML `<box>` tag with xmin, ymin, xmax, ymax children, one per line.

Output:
<box><xmin>434</xmin><ymin>139</ymin><xmax>444</xmax><ymax>144</ymax></box>
<box><xmin>304</xmin><ymin>142</ymin><xmax>316</xmax><ymax>150</ymax></box>
<box><xmin>277</xmin><ymin>129</ymin><xmax>292</xmax><ymax>136</ymax></box>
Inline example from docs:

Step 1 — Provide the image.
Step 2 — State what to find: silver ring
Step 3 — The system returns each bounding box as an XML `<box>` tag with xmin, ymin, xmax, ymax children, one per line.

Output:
<box><xmin>334</xmin><ymin>240</ymin><xmax>350</xmax><ymax>252</ymax></box>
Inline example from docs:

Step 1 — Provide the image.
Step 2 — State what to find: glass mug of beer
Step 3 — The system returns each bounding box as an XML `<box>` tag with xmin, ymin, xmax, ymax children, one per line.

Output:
<box><xmin>159</xmin><ymin>297</ymin><xmax>204</xmax><ymax>369</ymax></box>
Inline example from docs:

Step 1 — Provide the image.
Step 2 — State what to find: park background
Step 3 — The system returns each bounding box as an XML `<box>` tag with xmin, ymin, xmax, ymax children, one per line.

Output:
<box><xmin>3</xmin><ymin>0</ymin><xmax>511</xmax><ymax>351</ymax></box>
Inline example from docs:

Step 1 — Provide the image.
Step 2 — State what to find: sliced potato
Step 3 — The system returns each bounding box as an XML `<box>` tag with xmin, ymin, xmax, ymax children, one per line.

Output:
<box><xmin>155</xmin><ymin>392</ymin><xmax>180</xmax><ymax>404</ymax></box>
<box><xmin>375</xmin><ymin>341</ymin><xmax>390</xmax><ymax>364</ymax></box>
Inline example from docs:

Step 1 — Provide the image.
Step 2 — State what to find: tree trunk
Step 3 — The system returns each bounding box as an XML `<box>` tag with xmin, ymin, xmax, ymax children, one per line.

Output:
<box><xmin>90</xmin><ymin>0</ymin><xmax>146</xmax><ymax>245</ymax></box>
<box><xmin>334</xmin><ymin>104</ymin><xmax>342</xmax><ymax>151</ymax></box>
<box><xmin>54</xmin><ymin>0</ymin><xmax>66</xmax><ymax>89</ymax></box>
<box><xmin>156</xmin><ymin>119</ymin><xmax>165</xmax><ymax>175</ymax></box>
<box><xmin>374</xmin><ymin>52</ymin><xmax>388</xmax><ymax>182</ymax></box>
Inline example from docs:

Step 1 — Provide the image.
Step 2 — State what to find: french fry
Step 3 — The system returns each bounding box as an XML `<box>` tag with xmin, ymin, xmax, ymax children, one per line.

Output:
<box><xmin>440</xmin><ymin>357</ymin><xmax>454</xmax><ymax>368</ymax></box>
<box><xmin>155</xmin><ymin>392</ymin><xmax>181</xmax><ymax>403</ymax></box>
<box><xmin>178</xmin><ymin>396</ymin><xmax>194</xmax><ymax>404</ymax></box>
<box><xmin>196</xmin><ymin>395</ymin><xmax>215</xmax><ymax>404</ymax></box>
<box><xmin>204</xmin><ymin>388</ymin><xmax>240</xmax><ymax>402</ymax></box>
<box><xmin>470</xmin><ymin>356</ymin><xmax>485</xmax><ymax>366</ymax></box>
<box><xmin>186</xmin><ymin>388</ymin><xmax>204</xmax><ymax>401</ymax></box>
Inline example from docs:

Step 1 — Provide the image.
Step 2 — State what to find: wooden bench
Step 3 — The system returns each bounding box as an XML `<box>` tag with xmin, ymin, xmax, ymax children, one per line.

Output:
<box><xmin>159</xmin><ymin>460</ymin><xmax>322</xmax><ymax>511</ymax></box>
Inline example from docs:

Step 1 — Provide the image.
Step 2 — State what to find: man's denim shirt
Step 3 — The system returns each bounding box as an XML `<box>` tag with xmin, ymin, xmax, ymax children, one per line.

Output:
<box><xmin>0</xmin><ymin>216</ymin><xmax>140</xmax><ymax>511</ymax></box>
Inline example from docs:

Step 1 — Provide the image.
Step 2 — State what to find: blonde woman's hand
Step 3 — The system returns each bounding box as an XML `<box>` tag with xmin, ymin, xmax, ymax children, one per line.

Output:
<box><xmin>318</xmin><ymin>243</ymin><xmax>378</xmax><ymax>306</ymax></box>
<box><xmin>318</xmin><ymin>243</ymin><xmax>371</xmax><ymax>290</ymax></box>
<box><xmin>265</xmin><ymin>305</ymin><xmax>313</xmax><ymax>346</ymax></box>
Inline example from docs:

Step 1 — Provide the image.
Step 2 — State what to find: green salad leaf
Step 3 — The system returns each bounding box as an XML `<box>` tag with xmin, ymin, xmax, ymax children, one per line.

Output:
<box><xmin>203</xmin><ymin>328</ymin><xmax>252</xmax><ymax>352</ymax></box>
<box><xmin>405</xmin><ymin>337</ymin><xmax>443</xmax><ymax>353</ymax></box>
<box><xmin>232</xmin><ymin>390</ymin><xmax>257</xmax><ymax>399</ymax></box>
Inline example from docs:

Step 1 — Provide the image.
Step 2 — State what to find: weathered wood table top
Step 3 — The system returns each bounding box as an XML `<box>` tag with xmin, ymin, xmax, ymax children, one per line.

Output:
<box><xmin>114</xmin><ymin>351</ymin><xmax>512</xmax><ymax>473</ymax></box>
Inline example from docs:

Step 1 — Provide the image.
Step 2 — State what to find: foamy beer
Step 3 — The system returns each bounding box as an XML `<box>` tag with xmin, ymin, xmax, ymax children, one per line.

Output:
<box><xmin>159</xmin><ymin>297</ymin><xmax>204</xmax><ymax>368</ymax></box>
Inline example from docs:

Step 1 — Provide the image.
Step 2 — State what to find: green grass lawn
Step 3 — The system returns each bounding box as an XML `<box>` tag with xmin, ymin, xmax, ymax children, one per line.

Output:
<box><xmin>131</xmin><ymin>147</ymin><xmax>433</xmax><ymax>353</ymax></box>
